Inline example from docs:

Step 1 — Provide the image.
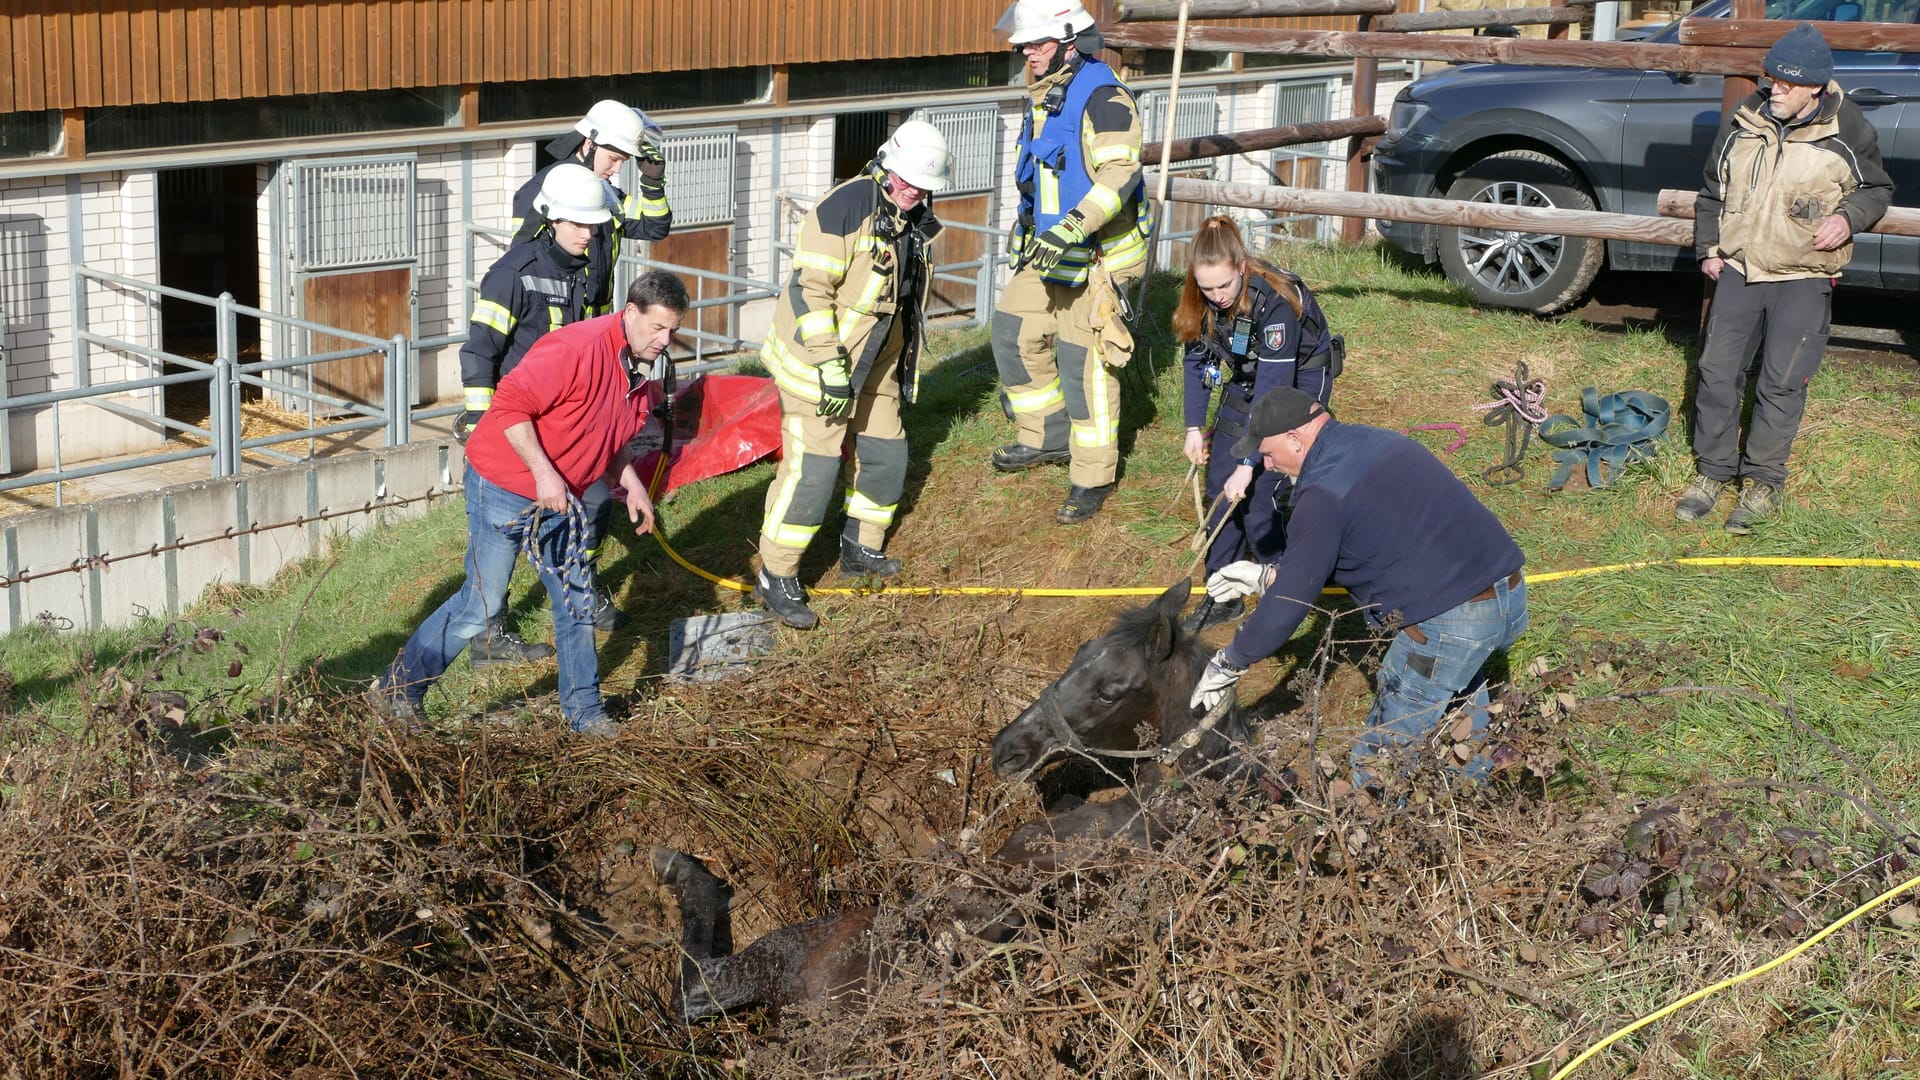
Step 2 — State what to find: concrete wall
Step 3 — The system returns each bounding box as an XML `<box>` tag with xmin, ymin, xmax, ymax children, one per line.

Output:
<box><xmin>0</xmin><ymin>439</ymin><xmax>462</xmax><ymax>633</ymax></box>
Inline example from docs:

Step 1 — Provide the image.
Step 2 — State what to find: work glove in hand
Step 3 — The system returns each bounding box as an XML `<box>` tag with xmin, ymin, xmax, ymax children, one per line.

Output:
<box><xmin>454</xmin><ymin>409</ymin><xmax>485</xmax><ymax>444</ymax></box>
<box><xmin>1206</xmin><ymin>560</ymin><xmax>1270</xmax><ymax>603</ymax></box>
<box><xmin>636</xmin><ymin>142</ymin><xmax>667</xmax><ymax>184</ymax></box>
<box><xmin>1027</xmin><ymin>210</ymin><xmax>1088</xmax><ymax>273</ymax></box>
<box><xmin>1190</xmin><ymin>648</ymin><xmax>1247</xmax><ymax>713</ymax></box>
<box><xmin>816</xmin><ymin>353</ymin><xmax>854</xmax><ymax>418</ymax></box>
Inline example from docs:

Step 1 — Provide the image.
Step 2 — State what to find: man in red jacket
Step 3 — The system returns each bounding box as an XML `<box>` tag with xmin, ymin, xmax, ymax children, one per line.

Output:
<box><xmin>374</xmin><ymin>271</ymin><xmax>688</xmax><ymax>737</ymax></box>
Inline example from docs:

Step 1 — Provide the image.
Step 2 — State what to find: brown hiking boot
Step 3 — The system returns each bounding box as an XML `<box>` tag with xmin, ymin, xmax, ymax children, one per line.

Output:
<box><xmin>1674</xmin><ymin>474</ymin><xmax>1731</xmax><ymax>522</ymax></box>
<box><xmin>1723</xmin><ymin>482</ymin><xmax>1782</xmax><ymax>535</ymax></box>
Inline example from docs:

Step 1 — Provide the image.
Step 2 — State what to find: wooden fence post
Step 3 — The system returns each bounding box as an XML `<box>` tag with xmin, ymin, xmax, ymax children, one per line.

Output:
<box><xmin>1343</xmin><ymin>12</ymin><xmax>1378</xmax><ymax>245</ymax></box>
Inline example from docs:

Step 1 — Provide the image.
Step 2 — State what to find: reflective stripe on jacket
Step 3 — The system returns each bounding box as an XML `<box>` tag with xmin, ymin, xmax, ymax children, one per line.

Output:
<box><xmin>458</xmin><ymin>233</ymin><xmax>591</xmax><ymax>399</ymax></box>
<box><xmin>761</xmin><ymin>174</ymin><xmax>941</xmax><ymax>404</ymax></box>
<box><xmin>1015</xmin><ymin>56</ymin><xmax>1152</xmax><ymax>287</ymax></box>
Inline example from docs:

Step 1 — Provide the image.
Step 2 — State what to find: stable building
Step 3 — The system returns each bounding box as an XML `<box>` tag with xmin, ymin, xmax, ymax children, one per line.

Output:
<box><xmin>0</xmin><ymin>0</ymin><xmax>1411</xmax><ymax>479</ymax></box>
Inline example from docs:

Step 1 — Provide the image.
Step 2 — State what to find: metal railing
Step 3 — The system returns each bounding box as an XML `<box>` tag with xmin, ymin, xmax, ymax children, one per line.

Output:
<box><xmin>0</xmin><ymin>268</ymin><xmax>412</xmax><ymax>504</ymax></box>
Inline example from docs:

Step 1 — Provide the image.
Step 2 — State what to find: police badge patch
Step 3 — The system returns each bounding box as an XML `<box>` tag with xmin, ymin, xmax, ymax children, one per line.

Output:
<box><xmin>1263</xmin><ymin>324</ymin><xmax>1287</xmax><ymax>352</ymax></box>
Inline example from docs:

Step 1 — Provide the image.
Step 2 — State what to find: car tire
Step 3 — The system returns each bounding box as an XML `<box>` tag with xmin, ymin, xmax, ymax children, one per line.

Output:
<box><xmin>1436</xmin><ymin>150</ymin><xmax>1604</xmax><ymax>315</ymax></box>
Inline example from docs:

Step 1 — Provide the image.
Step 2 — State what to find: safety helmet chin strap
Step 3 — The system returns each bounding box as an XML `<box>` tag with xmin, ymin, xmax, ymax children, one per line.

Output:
<box><xmin>1039</xmin><ymin>38</ymin><xmax>1078</xmax><ymax>79</ymax></box>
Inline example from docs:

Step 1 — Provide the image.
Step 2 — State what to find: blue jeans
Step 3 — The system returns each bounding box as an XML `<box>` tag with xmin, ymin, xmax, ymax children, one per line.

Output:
<box><xmin>1353</xmin><ymin>574</ymin><xmax>1529</xmax><ymax>782</ymax></box>
<box><xmin>385</xmin><ymin>463</ymin><xmax>608</xmax><ymax>730</ymax></box>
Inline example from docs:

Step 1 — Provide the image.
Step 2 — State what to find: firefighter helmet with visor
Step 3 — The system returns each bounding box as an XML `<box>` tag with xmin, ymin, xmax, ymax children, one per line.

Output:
<box><xmin>878</xmin><ymin>120</ymin><xmax>954</xmax><ymax>192</ymax></box>
<box><xmin>533</xmin><ymin>163</ymin><xmax>614</xmax><ymax>225</ymax></box>
<box><xmin>995</xmin><ymin>0</ymin><xmax>1096</xmax><ymax>45</ymax></box>
<box><xmin>573</xmin><ymin>99</ymin><xmax>664</xmax><ymax>159</ymax></box>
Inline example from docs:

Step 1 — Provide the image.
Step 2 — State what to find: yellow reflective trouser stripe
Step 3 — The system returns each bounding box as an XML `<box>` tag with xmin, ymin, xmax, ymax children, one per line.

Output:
<box><xmin>586</xmin><ymin>302</ymin><xmax>611</xmax><ymax>316</ymax></box>
<box><xmin>762</xmin><ymin>337</ymin><xmax>822</xmax><ymax>401</ymax></box>
<box><xmin>794</xmin><ymin>250</ymin><xmax>848</xmax><ymax>274</ymax></box>
<box><xmin>1074</xmin><ymin>368</ymin><xmax>1117</xmax><ymax>448</ymax></box>
<box><xmin>1084</xmin><ymin>184</ymin><xmax>1123</xmax><ymax>219</ymax></box>
<box><xmin>472</xmin><ymin>299</ymin><xmax>514</xmax><ymax>334</ymax></box>
<box><xmin>1089</xmin><ymin>145</ymin><xmax>1138</xmax><ymax>166</ymax></box>
<box><xmin>464</xmin><ymin>387</ymin><xmax>494</xmax><ymax>411</ymax></box>
<box><xmin>796</xmin><ymin>309</ymin><xmax>836</xmax><ymax>341</ymax></box>
<box><xmin>845</xmin><ymin>489</ymin><xmax>896</xmax><ymax>525</ymax></box>
<box><xmin>1039</xmin><ymin>169</ymin><xmax>1060</xmax><ymax>217</ymax></box>
<box><xmin>762</xmin><ymin>415</ymin><xmax>819</xmax><ymax>549</ymax></box>
<box><xmin>1006</xmin><ymin>378</ymin><xmax>1064</xmax><ymax>414</ymax></box>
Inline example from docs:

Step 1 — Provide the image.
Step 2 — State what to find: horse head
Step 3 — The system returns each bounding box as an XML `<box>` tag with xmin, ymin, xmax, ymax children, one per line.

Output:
<box><xmin>990</xmin><ymin>579</ymin><xmax>1249</xmax><ymax>783</ymax></box>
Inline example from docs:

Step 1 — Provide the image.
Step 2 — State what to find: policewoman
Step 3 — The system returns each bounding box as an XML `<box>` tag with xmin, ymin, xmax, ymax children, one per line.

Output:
<box><xmin>1174</xmin><ymin>215</ymin><xmax>1340</xmax><ymax>633</ymax></box>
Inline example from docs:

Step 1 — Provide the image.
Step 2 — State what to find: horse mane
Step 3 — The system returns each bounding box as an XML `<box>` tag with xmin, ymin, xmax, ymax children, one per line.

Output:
<box><xmin>1106</xmin><ymin>600</ymin><xmax>1255</xmax><ymax>771</ymax></box>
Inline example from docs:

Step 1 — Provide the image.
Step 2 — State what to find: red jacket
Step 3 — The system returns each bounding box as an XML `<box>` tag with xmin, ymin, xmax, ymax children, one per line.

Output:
<box><xmin>464</xmin><ymin>313</ymin><xmax>655</xmax><ymax>500</ymax></box>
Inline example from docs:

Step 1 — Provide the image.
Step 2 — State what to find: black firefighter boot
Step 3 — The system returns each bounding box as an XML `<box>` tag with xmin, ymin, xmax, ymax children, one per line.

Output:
<box><xmin>754</xmin><ymin>569</ymin><xmax>819</xmax><ymax>630</ymax></box>
<box><xmin>839</xmin><ymin>531</ymin><xmax>902</xmax><ymax>578</ymax></box>
<box><xmin>1055</xmin><ymin>483</ymin><xmax>1114</xmax><ymax>524</ymax></box>
<box><xmin>991</xmin><ymin>443</ymin><xmax>1072</xmax><ymax>472</ymax></box>
<box><xmin>470</xmin><ymin>616</ymin><xmax>556</xmax><ymax>670</ymax></box>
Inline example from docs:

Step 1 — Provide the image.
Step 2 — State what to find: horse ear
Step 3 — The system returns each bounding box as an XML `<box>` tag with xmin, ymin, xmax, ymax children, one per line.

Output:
<box><xmin>1153</xmin><ymin>578</ymin><xmax>1193</xmax><ymax>621</ymax></box>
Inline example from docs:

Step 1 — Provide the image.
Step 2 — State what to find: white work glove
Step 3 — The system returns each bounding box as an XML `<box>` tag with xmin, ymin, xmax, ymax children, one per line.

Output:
<box><xmin>1206</xmin><ymin>560</ymin><xmax>1271</xmax><ymax>603</ymax></box>
<box><xmin>1190</xmin><ymin>649</ymin><xmax>1247</xmax><ymax>713</ymax></box>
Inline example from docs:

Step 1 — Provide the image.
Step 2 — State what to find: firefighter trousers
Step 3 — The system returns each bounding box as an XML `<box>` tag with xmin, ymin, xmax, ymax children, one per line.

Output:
<box><xmin>758</xmin><ymin>347</ymin><xmax>908</xmax><ymax>577</ymax></box>
<box><xmin>992</xmin><ymin>265</ymin><xmax>1142</xmax><ymax>490</ymax></box>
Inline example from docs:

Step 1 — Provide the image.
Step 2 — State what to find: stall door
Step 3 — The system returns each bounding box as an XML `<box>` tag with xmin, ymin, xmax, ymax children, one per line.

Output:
<box><xmin>284</xmin><ymin>155</ymin><xmax>417</xmax><ymax>410</ymax></box>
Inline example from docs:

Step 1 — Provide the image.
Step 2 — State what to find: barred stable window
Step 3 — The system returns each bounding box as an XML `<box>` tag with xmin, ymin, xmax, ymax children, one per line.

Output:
<box><xmin>481</xmin><ymin>70</ymin><xmax>769</xmax><ymax>123</ymax></box>
<box><xmin>287</xmin><ymin>156</ymin><xmax>419</xmax><ymax>272</ymax></box>
<box><xmin>622</xmin><ymin>129</ymin><xmax>738</xmax><ymax>229</ymax></box>
<box><xmin>87</xmin><ymin>90</ymin><xmax>458</xmax><ymax>154</ymax></box>
<box><xmin>1139</xmin><ymin>88</ymin><xmax>1218</xmax><ymax>147</ymax></box>
<box><xmin>1272</xmin><ymin>80</ymin><xmax>1335</xmax><ymax>163</ymax></box>
<box><xmin>909</xmin><ymin>104</ymin><xmax>1000</xmax><ymax>195</ymax></box>
<box><xmin>791</xmin><ymin>54</ymin><xmax>1015</xmax><ymax>100</ymax></box>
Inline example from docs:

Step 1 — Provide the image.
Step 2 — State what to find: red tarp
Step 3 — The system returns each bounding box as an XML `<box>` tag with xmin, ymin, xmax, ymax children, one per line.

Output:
<box><xmin>636</xmin><ymin>373</ymin><xmax>783</xmax><ymax>498</ymax></box>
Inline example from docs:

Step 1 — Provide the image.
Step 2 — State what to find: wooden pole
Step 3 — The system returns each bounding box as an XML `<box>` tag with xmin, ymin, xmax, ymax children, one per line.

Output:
<box><xmin>1114</xmin><ymin>0</ymin><xmax>1395</xmax><ymax>17</ymax></box>
<box><xmin>1154</xmin><ymin>0</ymin><xmax>1192</xmax><ymax>210</ymax></box>
<box><xmin>1104</xmin><ymin>24</ymin><xmax>1770</xmax><ymax>76</ymax></box>
<box><xmin>1344</xmin><ymin>13</ymin><xmax>1379</xmax><ymax>245</ymax></box>
<box><xmin>1547</xmin><ymin>0</ymin><xmax>1571</xmax><ymax>41</ymax></box>
<box><xmin>1143</xmin><ymin>116</ymin><xmax>1387</xmax><ymax>165</ymax></box>
<box><xmin>1658</xmin><ymin>188</ymin><xmax>1920</xmax><ymax>237</ymax></box>
<box><xmin>1678</xmin><ymin>17</ymin><xmax>1920</xmax><ymax>51</ymax></box>
<box><xmin>1702</xmin><ymin>0</ymin><xmax>1765</xmax><ymax>337</ymax></box>
<box><xmin>1157</xmin><ymin>175</ymin><xmax>1698</xmax><ymax>247</ymax></box>
<box><xmin>1374</xmin><ymin>8</ymin><xmax>1584</xmax><ymax>32</ymax></box>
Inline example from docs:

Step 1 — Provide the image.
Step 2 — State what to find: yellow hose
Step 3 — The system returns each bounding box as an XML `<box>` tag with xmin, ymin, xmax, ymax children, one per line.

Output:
<box><xmin>1549</xmin><ymin>869</ymin><xmax>1920</xmax><ymax>1079</ymax></box>
<box><xmin>652</xmin><ymin>520</ymin><xmax>1920</xmax><ymax>597</ymax></box>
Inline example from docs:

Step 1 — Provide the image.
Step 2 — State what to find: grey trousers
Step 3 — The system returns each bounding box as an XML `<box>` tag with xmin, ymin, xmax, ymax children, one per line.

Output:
<box><xmin>1692</xmin><ymin>267</ymin><xmax>1831</xmax><ymax>488</ymax></box>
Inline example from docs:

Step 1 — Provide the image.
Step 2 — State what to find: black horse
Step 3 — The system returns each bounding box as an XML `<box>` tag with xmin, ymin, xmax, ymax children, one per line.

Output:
<box><xmin>653</xmin><ymin>580</ymin><xmax>1252</xmax><ymax>1019</ymax></box>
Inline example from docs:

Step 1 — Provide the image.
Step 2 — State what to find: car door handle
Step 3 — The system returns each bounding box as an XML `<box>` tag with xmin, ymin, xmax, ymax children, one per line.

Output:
<box><xmin>1847</xmin><ymin>88</ymin><xmax>1899</xmax><ymax>106</ymax></box>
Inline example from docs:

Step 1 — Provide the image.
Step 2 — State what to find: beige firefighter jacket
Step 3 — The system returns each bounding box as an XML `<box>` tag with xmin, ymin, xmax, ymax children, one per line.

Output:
<box><xmin>1695</xmin><ymin>83</ymin><xmax>1893</xmax><ymax>282</ymax></box>
<box><xmin>762</xmin><ymin>173</ymin><xmax>942</xmax><ymax>405</ymax></box>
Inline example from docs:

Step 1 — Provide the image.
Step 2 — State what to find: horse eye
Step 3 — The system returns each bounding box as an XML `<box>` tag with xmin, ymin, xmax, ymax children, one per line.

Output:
<box><xmin>1095</xmin><ymin>688</ymin><xmax>1119</xmax><ymax>706</ymax></box>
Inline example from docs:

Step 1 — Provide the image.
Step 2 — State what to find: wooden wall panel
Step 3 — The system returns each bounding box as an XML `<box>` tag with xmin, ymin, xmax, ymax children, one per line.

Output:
<box><xmin>0</xmin><ymin>0</ymin><xmax>1424</xmax><ymax>115</ymax></box>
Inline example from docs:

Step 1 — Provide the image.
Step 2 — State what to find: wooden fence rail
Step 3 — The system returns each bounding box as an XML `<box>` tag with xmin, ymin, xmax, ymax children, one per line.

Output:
<box><xmin>1160</xmin><ymin>175</ymin><xmax>1698</xmax><ymax>247</ymax></box>
<box><xmin>1142</xmin><ymin>116</ymin><xmax>1386</xmax><ymax>166</ymax></box>
<box><xmin>1656</xmin><ymin>189</ymin><xmax>1920</xmax><ymax>237</ymax></box>
<box><xmin>1105</xmin><ymin>24</ymin><xmax>1773</xmax><ymax>77</ymax></box>
<box><xmin>1676</xmin><ymin>18</ymin><xmax>1920</xmax><ymax>51</ymax></box>
<box><xmin>1113</xmin><ymin>0</ymin><xmax>1396</xmax><ymax>18</ymax></box>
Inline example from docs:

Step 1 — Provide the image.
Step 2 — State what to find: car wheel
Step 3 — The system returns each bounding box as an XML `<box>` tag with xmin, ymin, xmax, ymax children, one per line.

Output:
<box><xmin>1435</xmin><ymin>150</ymin><xmax>1604</xmax><ymax>315</ymax></box>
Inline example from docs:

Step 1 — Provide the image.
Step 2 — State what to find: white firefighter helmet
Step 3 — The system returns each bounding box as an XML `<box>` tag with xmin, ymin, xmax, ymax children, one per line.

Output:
<box><xmin>878</xmin><ymin>119</ymin><xmax>954</xmax><ymax>193</ymax></box>
<box><xmin>534</xmin><ymin>163</ymin><xmax>614</xmax><ymax>225</ymax></box>
<box><xmin>995</xmin><ymin>0</ymin><xmax>1096</xmax><ymax>45</ymax></box>
<box><xmin>573</xmin><ymin>99</ymin><xmax>661</xmax><ymax>159</ymax></box>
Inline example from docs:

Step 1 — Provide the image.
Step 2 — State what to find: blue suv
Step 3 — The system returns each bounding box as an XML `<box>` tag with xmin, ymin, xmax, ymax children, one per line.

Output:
<box><xmin>1372</xmin><ymin>0</ymin><xmax>1920</xmax><ymax>313</ymax></box>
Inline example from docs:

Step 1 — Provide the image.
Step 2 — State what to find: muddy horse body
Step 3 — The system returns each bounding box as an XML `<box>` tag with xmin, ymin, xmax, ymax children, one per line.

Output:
<box><xmin>654</xmin><ymin>581</ymin><xmax>1251</xmax><ymax>1019</ymax></box>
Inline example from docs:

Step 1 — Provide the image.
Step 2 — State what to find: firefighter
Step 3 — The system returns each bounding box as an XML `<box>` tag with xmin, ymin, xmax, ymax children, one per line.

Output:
<box><xmin>511</xmin><ymin>99</ymin><xmax>673</xmax><ymax>318</ymax></box>
<box><xmin>990</xmin><ymin>0</ymin><xmax>1153</xmax><ymax>524</ymax></box>
<box><xmin>453</xmin><ymin>163</ymin><xmax>607</xmax><ymax>665</ymax></box>
<box><xmin>503</xmin><ymin>101</ymin><xmax>673</xmax><ymax>633</ymax></box>
<box><xmin>752</xmin><ymin>120</ymin><xmax>951</xmax><ymax>629</ymax></box>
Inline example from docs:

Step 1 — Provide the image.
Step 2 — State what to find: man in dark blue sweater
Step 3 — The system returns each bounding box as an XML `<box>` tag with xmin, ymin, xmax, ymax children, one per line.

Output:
<box><xmin>1189</xmin><ymin>387</ymin><xmax>1529</xmax><ymax>782</ymax></box>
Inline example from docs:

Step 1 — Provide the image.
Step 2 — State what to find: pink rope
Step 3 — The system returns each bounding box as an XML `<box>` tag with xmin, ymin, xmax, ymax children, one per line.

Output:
<box><xmin>1474</xmin><ymin>376</ymin><xmax>1550</xmax><ymax>426</ymax></box>
<box><xmin>1406</xmin><ymin>422</ymin><xmax>1469</xmax><ymax>453</ymax></box>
